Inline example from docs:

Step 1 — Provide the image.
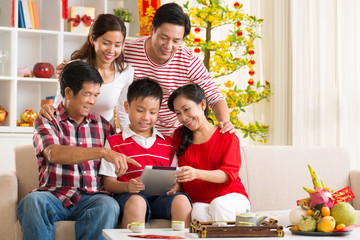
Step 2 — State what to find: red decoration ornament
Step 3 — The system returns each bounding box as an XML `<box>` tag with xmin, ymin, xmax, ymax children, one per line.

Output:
<box><xmin>69</xmin><ymin>14</ymin><xmax>94</xmax><ymax>27</ymax></box>
<box><xmin>82</xmin><ymin>14</ymin><xmax>94</xmax><ymax>26</ymax></box>
<box><xmin>21</xmin><ymin>109</ymin><xmax>38</xmax><ymax>123</ymax></box>
<box><xmin>194</xmin><ymin>38</ymin><xmax>201</xmax><ymax>43</ymax></box>
<box><xmin>250</xmin><ymin>59</ymin><xmax>255</xmax><ymax>65</ymax></box>
<box><xmin>234</xmin><ymin>2</ymin><xmax>240</xmax><ymax>8</ymax></box>
<box><xmin>248</xmin><ymin>79</ymin><xmax>254</xmax><ymax>85</ymax></box>
<box><xmin>138</xmin><ymin>0</ymin><xmax>161</xmax><ymax>36</ymax></box>
<box><xmin>69</xmin><ymin>15</ymin><xmax>81</xmax><ymax>27</ymax></box>
<box><xmin>194</xmin><ymin>27</ymin><xmax>201</xmax><ymax>33</ymax></box>
<box><xmin>62</xmin><ymin>0</ymin><xmax>68</xmax><ymax>19</ymax></box>
<box><xmin>33</xmin><ymin>63</ymin><xmax>54</xmax><ymax>78</ymax></box>
<box><xmin>248</xmin><ymin>50</ymin><xmax>255</xmax><ymax>55</ymax></box>
<box><xmin>0</xmin><ymin>105</ymin><xmax>8</xmax><ymax>124</ymax></box>
<box><xmin>249</xmin><ymin>69</ymin><xmax>255</xmax><ymax>76</ymax></box>
<box><xmin>236</xmin><ymin>21</ymin><xmax>241</xmax><ymax>27</ymax></box>
<box><xmin>194</xmin><ymin>48</ymin><xmax>201</xmax><ymax>54</ymax></box>
<box><xmin>237</xmin><ymin>31</ymin><xmax>243</xmax><ymax>36</ymax></box>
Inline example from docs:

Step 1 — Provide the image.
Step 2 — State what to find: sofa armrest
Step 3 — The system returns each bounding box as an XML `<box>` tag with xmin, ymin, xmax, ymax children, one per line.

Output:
<box><xmin>0</xmin><ymin>171</ymin><xmax>18</xmax><ymax>240</ymax></box>
<box><xmin>350</xmin><ymin>170</ymin><xmax>360</xmax><ymax>210</ymax></box>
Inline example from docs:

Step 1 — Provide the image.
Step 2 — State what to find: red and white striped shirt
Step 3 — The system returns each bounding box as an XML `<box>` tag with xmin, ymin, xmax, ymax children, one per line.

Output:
<box><xmin>124</xmin><ymin>37</ymin><xmax>224</xmax><ymax>136</ymax></box>
<box><xmin>99</xmin><ymin>126</ymin><xmax>174</xmax><ymax>181</ymax></box>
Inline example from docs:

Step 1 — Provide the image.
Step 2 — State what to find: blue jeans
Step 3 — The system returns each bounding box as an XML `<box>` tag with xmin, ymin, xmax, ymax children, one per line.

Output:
<box><xmin>17</xmin><ymin>191</ymin><xmax>120</xmax><ymax>240</ymax></box>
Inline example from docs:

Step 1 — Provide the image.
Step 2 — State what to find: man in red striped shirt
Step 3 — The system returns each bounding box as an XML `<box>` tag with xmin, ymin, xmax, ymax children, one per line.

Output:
<box><xmin>124</xmin><ymin>3</ymin><xmax>234</xmax><ymax>136</ymax></box>
<box><xmin>17</xmin><ymin>61</ymin><xmax>140</xmax><ymax>240</ymax></box>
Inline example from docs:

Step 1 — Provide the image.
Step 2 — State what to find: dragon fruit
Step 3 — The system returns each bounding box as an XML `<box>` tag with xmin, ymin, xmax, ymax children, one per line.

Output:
<box><xmin>308</xmin><ymin>188</ymin><xmax>334</xmax><ymax>209</ymax></box>
<box><xmin>303</xmin><ymin>165</ymin><xmax>335</xmax><ymax>209</ymax></box>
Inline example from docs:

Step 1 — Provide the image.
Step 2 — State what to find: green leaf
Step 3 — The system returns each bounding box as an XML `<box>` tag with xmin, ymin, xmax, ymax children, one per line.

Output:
<box><xmin>314</xmin><ymin>203</ymin><xmax>325</xmax><ymax>210</ymax></box>
<box><xmin>299</xmin><ymin>204</ymin><xmax>309</xmax><ymax>210</ymax></box>
<box><xmin>183</xmin><ymin>1</ymin><xmax>189</xmax><ymax>9</ymax></box>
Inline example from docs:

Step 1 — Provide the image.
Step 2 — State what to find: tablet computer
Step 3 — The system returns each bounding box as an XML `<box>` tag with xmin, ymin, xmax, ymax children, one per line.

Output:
<box><xmin>139</xmin><ymin>165</ymin><xmax>181</xmax><ymax>196</ymax></box>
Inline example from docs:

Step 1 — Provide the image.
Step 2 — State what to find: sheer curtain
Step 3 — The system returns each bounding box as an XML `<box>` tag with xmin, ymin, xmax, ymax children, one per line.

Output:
<box><xmin>250</xmin><ymin>0</ymin><xmax>360</xmax><ymax>168</ymax></box>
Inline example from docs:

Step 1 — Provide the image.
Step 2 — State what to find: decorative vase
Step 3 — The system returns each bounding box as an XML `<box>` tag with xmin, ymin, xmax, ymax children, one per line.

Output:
<box><xmin>33</xmin><ymin>62</ymin><xmax>54</xmax><ymax>78</ymax></box>
<box><xmin>20</xmin><ymin>109</ymin><xmax>37</xmax><ymax>123</ymax></box>
<box><xmin>0</xmin><ymin>105</ymin><xmax>8</xmax><ymax>123</ymax></box>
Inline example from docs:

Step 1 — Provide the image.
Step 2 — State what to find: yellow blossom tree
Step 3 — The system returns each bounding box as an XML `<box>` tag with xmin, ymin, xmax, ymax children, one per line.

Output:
<box><xmin>183</xmin><ymin>0</ymin><xmax>271</xmax><ymax>142</ymax></box>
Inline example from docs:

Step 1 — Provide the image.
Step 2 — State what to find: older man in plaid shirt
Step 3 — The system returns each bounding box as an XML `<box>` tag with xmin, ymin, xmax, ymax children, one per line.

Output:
<box><xmin>17</xmin><ymin>61</ymin><xmax>140</xmax><ymax>240</ymax></box>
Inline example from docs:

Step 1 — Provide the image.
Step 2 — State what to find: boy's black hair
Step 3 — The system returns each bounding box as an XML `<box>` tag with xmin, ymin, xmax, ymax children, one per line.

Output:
<box><xmin>59</xmin><ymin>61</ymin><xmax>103</xmax><ymax>97</ymax></box>
<box><xmin>127</xmin><ymin>78</ymin><xmax>163</xmax><ymax>106</ymax></box>
<box><xmin>152</xmin><ymin>3</ymin><xmax>191</xmax><ymax>39</ymax></box>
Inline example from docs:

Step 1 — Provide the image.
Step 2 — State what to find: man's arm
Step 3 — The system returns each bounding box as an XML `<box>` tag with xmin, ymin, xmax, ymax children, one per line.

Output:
<box><xmin>187</xmin><ymin>50</ymin><xmax>234</xmax><ymax>134</ymax></box>
<box><xmin>43</xmin><ymin>144</ymin><xmax>141</xmax><ymax>176</ymax></box>
<box><xmin>212</xmin><ymin>99</ymin><xmax>235</xmax><ymax>134</ymax></box>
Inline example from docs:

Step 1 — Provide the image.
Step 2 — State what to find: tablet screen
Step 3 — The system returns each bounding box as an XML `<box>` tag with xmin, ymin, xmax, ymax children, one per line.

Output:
<box><xmin>139</xmin><ymin>165</ymin><xmax>181</xmax><ymax>196</ymax></box>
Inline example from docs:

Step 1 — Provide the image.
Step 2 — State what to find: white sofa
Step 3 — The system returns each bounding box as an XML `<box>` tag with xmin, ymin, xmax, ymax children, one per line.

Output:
<box><xmin>1</xmin><ymin>145</ymin><xmax>360</xmax><ymax>239</ymax></box>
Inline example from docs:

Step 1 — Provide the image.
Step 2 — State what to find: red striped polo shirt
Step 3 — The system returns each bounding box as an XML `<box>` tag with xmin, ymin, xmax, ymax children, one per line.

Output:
<box><xmin>124</xmin><ymin>37</ymin><xmax>224</xmax><ymax>136</ymax></box>
<box><xmin>106</xmin><ymin>131</ymin><xmax>174</xmax><ymax>181</ymax></box>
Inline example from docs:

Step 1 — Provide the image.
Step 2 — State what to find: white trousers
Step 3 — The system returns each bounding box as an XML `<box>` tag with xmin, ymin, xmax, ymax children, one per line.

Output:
<box><xmin>191</xmin><ymin>193</ymin><xmax>251</xmax><ymax>222</ymax></box>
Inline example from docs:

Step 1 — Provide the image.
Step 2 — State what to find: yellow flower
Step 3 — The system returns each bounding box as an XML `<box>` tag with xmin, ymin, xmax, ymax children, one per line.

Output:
<box><xmin>224</xmin><ymin>80</ymin><xmax>234</xmax><ymax>88</ymax></box>
<box><xmin>228</xmin><ymin>101</ymin><xmax>236</xmax><ymax>108</ymax></box>
<box><xmin>230</xmin><ymin>110</ymin><xmax>238</xmax><ymax>118</ymax></box>
<box><xmin>228</xmin><ymin>90</ymin><xmax>235</xmax><ymax>97</ymax></box>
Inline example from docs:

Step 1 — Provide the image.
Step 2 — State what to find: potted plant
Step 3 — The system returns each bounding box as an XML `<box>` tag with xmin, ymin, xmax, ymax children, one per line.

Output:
<box><xmin>113</xmin><ymin>8</ymin><xmax>133</xmax><ymax>31</ymax></box>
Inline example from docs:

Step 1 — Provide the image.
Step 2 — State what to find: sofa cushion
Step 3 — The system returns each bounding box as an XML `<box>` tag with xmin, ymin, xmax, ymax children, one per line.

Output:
<box><xmin>241</xmin><ymin>146</ymin><xmax>350</xmax><ymax>212</ymax></box>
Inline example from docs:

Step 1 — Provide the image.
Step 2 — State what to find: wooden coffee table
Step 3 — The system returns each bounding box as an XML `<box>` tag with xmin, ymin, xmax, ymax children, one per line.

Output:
<box><xmin>103</xmin><ymin>228</ymin><xmax>360</xmax><ymax>240</ymax></box>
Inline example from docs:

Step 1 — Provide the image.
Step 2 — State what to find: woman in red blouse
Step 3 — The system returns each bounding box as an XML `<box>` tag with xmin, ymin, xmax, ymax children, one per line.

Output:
<box><xmin>167</xmin><ymin>84</ymin><xmax>250</xmax><ymax>222</ymax></box>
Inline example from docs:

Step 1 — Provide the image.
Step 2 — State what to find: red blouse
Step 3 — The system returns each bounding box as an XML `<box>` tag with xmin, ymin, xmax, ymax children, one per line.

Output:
<box><xmin>173</xmin><ymin>127</ymin><xmax>249</xmax><ymax>204</ymax></box>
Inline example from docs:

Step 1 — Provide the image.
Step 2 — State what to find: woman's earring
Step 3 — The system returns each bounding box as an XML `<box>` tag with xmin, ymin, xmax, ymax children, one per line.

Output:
<box><xmin>91</xmin><ymin>43</ymin><xmax>94</xmax><ymax>47</ymax></box>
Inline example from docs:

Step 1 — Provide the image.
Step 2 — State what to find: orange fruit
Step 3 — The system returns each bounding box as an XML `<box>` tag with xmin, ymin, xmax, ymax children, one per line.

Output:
<box><xmin>321</xmin><ymin>206</ymin><xmax>330</xmax><ymax>217</ymax></box>
<box><xmin>306</xmin><ymin>209</ymin><xmax>314</xmax><ymax>216</ymax></box>
<box><xmin>317</xmin><ymin>216</ymin><xmax>336</xmax><ymax>232</ymax></box>
<box><xmin>336</xmin><ymin>224</ymin><xmax>346</xmax><ymax>230</ymax></box>
<box><xmin>292</xmin><ymin>226</ymin><xmax>300</xmax><ymax>231</ymax></box>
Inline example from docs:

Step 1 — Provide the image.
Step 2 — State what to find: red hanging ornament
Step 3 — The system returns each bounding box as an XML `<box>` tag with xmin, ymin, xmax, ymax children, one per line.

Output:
<box><xmin>194</xmin><ymin>27</ymin><xmax>201</xmax><ymax>33</ymax></box>
<box><xmin>236</xmin><ymin>21</ymin><xmax>241</xmax><ymax>27</ymax></box>
<box><xmin>62</xmin><ymin>0</ymin><xmax>68</xmax><ymax>19</ymax></box>
<box><xmin>249</xmin><ymin>69</ymin><xmax>255</xmax><ymax>76</ymax></box>
<box><xmin>248</xmin><ymin>79</ymin><xmax>254</xmax><ymax>85</ymax></box>
<box><xmin>250</xmin><ymin>59</ymin><xmax>255</xmax><ymax>65</ymax></box>
<box><xmin>194</xmin><ymin>38</ymin><xmax>201</xmax><ymax>43</ymax></box>
<box><xmin>248</xmin><ymin>50</ymin><xmax>255</xmax><ymax>55</ymax></box>
<box><xmin>237</xmin><ymin>31</ymin><xmax>243</xmax><ymax>36</ymax></box>
<box><xmin>194</xmin><ymin>48</ymin><xmax>201</xmax><ymax>54</ymax></box>
<box><xmin>234</xmin><ymin>2</ymin><xmax>240</xmax><ymax>8</ymax></box>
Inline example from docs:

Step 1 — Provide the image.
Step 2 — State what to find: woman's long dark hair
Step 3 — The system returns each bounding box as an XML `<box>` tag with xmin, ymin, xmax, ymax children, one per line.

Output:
<box><xmin>71</xmin><ymin>14</ymin><xmax>127</xmax><ymax>72</ymax></box>
<box><xmin>168</xmin><ymin>84</ymin><xmax>213</xmax><ymax>156</ymax></box>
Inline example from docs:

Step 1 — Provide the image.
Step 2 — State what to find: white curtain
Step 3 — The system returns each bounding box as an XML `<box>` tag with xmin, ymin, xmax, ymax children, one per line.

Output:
<box><xmin>250</xmin><ymin>0</ymin><xmax>360</xmax><ymax>169</ymax></box>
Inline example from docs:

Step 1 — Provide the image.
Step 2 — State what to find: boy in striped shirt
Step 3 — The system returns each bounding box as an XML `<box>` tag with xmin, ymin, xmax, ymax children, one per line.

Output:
<box><xmin>99</xmin><ymin>78</ymin><xmax>191</xmax><ymax>228</ymax></box>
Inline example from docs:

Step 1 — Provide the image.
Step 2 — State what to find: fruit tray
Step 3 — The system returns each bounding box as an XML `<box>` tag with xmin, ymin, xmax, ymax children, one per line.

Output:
<box><xmin>289</xmin><ymin>229</ymin><xmax>351</xmax><ymax>236</ymax></box>
<box><xmin>190</xmin><ymin>219</ymin><xmax>284</xmax><ymax>238</ymax></box>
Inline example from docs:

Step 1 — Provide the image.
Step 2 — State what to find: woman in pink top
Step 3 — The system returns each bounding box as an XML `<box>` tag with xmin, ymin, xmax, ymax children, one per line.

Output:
<box><xmin>167</xmin><ymin>84</ymin><xmax>250</xmax><ymax>222</ymax></box>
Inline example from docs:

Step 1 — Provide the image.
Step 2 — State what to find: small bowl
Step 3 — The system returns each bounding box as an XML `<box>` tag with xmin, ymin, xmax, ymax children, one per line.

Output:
<box><xmin>172</xmin><ymin>220</ymin><xmax>185</xmax><ymax>231</ymax></box>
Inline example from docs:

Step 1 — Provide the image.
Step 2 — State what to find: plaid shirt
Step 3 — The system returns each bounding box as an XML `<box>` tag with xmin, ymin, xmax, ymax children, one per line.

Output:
<box><xmin>33</xmin><ymin>103</ymin><xmax>114</xmax><ymax>207</ymax></box>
